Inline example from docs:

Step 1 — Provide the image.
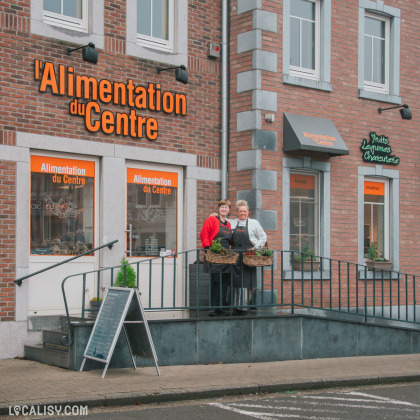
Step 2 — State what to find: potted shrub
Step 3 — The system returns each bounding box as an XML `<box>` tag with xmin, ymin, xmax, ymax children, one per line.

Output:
<box><xmin>89</xmin><ymin>296</ymin><xmax>103</xmax><ymax>309</ymax></box>
<box><xmin>115</xmin><ymin>256</ymin><xmax>137</xmax><ymax>288</ymax></box>
<box><xmin>293</xmin><ymin>243</ymin><xmax>320</xmax><ymax>272</ymax></box>
<box><xmin>365</xmin><ymin>242</ymin><xmax>392</xmax><ymax>271</ymax></box>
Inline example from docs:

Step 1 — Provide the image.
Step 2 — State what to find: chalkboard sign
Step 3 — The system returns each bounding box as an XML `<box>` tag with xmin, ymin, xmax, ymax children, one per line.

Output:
<box><xmin>84</xmin><ymin>288</ymin><xmax>131</xmax><ymax>362</ymax></box>
<box><xmin>80</xmin><ymin>287</ymin><xmax>159</xmax><ymax>378</ymax></box>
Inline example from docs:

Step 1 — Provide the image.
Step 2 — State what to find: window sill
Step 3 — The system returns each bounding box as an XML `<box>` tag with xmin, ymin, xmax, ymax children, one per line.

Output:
<box><xmin>358</xmin><ymin>89</ymin><xmax>401</xmax><ymax>104</ymax></box>
<box><xmin>283</xmin><ymin>74</ymin><xmax>332</xmax><ymax>92</ymax></box>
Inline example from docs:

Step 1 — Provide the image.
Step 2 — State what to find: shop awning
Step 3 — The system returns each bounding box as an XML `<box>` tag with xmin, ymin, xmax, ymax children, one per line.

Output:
<box><xmin>283</xmin><ymin>113</ymin><xmax>349</xmax><ymax>156</ymax></box>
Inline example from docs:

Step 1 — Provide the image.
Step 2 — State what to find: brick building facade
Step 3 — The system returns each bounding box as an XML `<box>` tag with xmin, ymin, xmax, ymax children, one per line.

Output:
<box><xmin>0</xmin><ymin>1</ymin><xmax>223</xmax><ymax>357</ymax></box>
<box><xmin>0</xmin><ymin>0</ymin><xmax>419</xmax><ymax>358</ymax></box>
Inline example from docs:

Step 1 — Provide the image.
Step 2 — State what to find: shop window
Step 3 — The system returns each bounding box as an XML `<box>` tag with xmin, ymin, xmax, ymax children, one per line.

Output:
<box><xmin>283</xmin><ymin>0</ymin><xmax>332</xmax><ymax>91</ymax></box>
<box><xmin>363</xmin><ymin>13</ymin><xmax>389</xmax><ymax>94</ymax></box>
<box><xmin>290</xmin><ymin>172</ymin><xmax>320</xmax><ymax>255</ymax></box>
<box><xmin>127</xmin><ymin>168</ymin><xmax>177</xmax><ymax>257</ymax></box>
<box><xmin>364</xmin><ymin>179</ymin><xmax>389</xmax><ymax>259</ymax></box>
<box><xmin>137</xmin><ymin>0</ymin><xmax>173</xmax><ymax>52</ymax></box>
<box><xmin>43</xmin><ymin>0</ymin><xmax>88</xmax><ymax>32</ymax></box>
<box><xmin>358</xmin><ymin>1</ymin><xmax>401</xmax><ymax>103</ymax></box>
<box><xmin>30</xmin><ymin>156</ymin><xmax>95</xmax><ymax>256</ymax></box>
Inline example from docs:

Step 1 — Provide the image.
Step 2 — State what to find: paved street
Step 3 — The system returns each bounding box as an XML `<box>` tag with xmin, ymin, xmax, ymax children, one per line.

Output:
<box><xmin>9</xmin><ymin>382</ymin><xmax>418</xmax><ymax>420</ymax></box>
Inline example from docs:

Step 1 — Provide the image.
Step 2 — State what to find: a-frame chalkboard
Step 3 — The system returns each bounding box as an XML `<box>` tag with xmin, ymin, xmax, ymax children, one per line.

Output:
<box><xmin>79</xmin><ymin>287</ymin><xmax>160</xmax><ymax>379</ymax></box>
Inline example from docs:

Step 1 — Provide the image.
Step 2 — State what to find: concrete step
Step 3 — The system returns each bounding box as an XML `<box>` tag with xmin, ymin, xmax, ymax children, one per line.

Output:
<box><xmin>43</xmin><ymin>330</ymin><xmax>69</xmax><ymax>350</ymax></box>
<box><xmin>24</xmin><ymin>344</ymin><xmax>69</xmax><ymax>369</ymax></box>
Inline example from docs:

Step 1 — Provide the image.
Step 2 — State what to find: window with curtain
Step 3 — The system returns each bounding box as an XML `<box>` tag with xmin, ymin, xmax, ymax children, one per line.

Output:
<box><xmin>290</xmin><ymin>172</ymin><xmax>320</xmax><ymax>255</ymax></box>
<box><xmin>364</xmin><ymin>179</ymin><xmax>389</xmax><ymax>259</ymax></box>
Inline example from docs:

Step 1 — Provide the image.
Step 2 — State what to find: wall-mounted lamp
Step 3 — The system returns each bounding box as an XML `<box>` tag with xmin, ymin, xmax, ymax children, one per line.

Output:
<box><xmin>378</xmin><ymin>104</ymin><xmax>412</xmax><ymax>120</ymax></box>
<box><xmin>156</xmin><ymin>64</ymin><xmax>188</xmax><ymax>84</ymax></box>
<box><xmin>67</xmin><ymin>42</ymin><xmax>98</xmax><ymax>64</ymax></box>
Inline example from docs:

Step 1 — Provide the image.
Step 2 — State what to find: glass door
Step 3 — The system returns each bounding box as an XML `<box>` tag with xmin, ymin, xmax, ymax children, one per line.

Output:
<box><xmin>126</xmin><ymin>164</ymin><xmax>183</xmax><ymax>317</ymax></box>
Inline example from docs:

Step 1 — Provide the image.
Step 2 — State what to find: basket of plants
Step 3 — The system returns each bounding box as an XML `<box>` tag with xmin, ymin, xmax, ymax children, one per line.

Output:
<box><xmin>243</xmin><ymin>247</ymin><xmax>273</xmax><ymax>267</ymax></box>
<box><xmin>205</xmin><ymin>238</ymin><xmax>239</xmax><ymax>264</ymax></box>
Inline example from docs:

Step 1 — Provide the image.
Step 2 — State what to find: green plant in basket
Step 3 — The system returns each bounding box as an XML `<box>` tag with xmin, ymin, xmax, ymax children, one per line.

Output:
<box><xmin>245</xmin><ymin>246</ymin><xmax>273</xmax><ymax>257</ymax></box>
<box><xmin>209</xmin><ymin>238</ymin><xmax>236</xmax><ymax>255</ymax></box>
<box><xmin>115</xmin><ymin>256</ymin><xmax>137</xmax><ymax>288</ymax></box>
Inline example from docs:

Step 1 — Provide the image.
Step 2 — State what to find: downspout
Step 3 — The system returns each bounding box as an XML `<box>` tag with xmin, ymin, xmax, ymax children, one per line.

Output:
<box><xmin>221</xmin><ymin>0</ymin><xmax>229</xmax><ymax>199</ymax></box>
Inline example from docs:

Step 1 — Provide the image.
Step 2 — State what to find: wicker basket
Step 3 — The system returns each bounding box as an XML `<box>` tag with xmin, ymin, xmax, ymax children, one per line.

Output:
<box><xmin>243</xmin><ymin>253</ymin><xmax>273</xmax><ymax>267</ymax></box>
<box><xmin>206</xmin><ymin>251</ymin><xmax>239</xmax><ymax>264</ymax></box>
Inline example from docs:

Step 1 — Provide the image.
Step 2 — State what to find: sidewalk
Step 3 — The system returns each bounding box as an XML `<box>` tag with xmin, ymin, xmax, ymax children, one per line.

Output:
<box><xmin>1</xmin><ymin>353</ymin><xmax>420</xmax><ymax>415</ymax></box>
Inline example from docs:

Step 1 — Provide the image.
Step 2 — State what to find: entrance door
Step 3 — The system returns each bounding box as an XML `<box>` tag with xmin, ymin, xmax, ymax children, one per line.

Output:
<box><xmin>28</xmin><ymin>154</ymin><xmax>99</xmax><ymax>316</ymax></box>
<box><xmin>126</xmin><ymin>164</ymin><xmax>184</xmax><ymax>318</ymax></box>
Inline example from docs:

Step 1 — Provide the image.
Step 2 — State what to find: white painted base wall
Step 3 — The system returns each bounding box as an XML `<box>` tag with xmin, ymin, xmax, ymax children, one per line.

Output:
<box><xmin>0</xmin><ymin>322</ymin><xmax>42</xmax><ymax>360</ymax></box>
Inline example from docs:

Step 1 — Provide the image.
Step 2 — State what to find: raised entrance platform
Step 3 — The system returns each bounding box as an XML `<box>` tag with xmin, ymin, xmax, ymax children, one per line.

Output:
<box><xmin>24</xmin><ymin>313</ymin><xmax>420</xmax><ymax>371</ymax></box>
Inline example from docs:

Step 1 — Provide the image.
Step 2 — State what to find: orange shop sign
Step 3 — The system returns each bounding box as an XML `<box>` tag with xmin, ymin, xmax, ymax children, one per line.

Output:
<box><xmin>290</xmin><ymin>174</ymin><xmax>315</xmax><ymax>190</ymax></box>
<box><xmin>364</xmin><ymin>181</ymin><xmax>384</xmax><ymax>196</ymax></box>
<box><xmin>127</xmin><ymin>168</ymin><xmax>177</xmax><ymax>195</ymax></box>
<box><xmin>33</xmin><ymin>59</ymin><xmax>187</xmax><ymax>141</ymax></box>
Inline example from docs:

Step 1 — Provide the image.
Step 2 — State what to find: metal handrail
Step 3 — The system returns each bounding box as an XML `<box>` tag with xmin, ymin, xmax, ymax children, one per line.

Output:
<box><xmin>60</xmin><ymin>248</ymin><xmax>419</xmax><ymax>345</ymax></box>
<box><xmin>14</xmin><ymin>240</ymin><xmax>118</xmax><ymax>286</ymax></box>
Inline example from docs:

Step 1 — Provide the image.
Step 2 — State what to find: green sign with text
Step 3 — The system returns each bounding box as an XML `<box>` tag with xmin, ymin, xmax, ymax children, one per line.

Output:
<box><xmin>360</xmin><ymin>132</ymin><xmax>400</xmax><ymax>165</ymax></box>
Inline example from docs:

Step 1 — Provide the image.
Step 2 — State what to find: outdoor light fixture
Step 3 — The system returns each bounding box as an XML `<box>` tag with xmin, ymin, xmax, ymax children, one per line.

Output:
<box><xmin>156</xmin><ymin>64</ymin><xmax>188</xmax><ymax>84</ymax></box>
<box><xmin>66</xmin><ymin>42</ymin><xmax>98</xmax><ymax>64</ymax></box>
<box><xmin>378</xmin><ymin>104</ymin><xmax>412</xmax><ymax>120</ymax></box>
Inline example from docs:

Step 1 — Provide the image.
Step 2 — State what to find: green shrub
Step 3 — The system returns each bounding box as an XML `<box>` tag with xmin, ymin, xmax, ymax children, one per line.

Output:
<box><xmin>115</xmin><ymin>257</ymin><xmax>137</xmax><ymax>288</ymax></box>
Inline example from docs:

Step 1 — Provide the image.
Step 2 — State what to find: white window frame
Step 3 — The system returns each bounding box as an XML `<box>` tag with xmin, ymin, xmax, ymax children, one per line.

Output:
<box><xmin>137</xmin><ymin>0</ymin><xmax>174</xmax><ymax>52</ymax></box>
<box><xmin>363</xmin><ymin>12</ymin><xmax>390</xmax><ymax>94</ymax></box>
<box><xmin>126</xmin><ymin>0</ymin><xmax>187</xmax><ymax>66</ymax></box>
<box><xmin>43</xmin><ymin>0</ymin><xmax>88</xmax><ymax>33</ymax></box>
<box><xmin>283</xmin><ymin>0</ymin><xmax>332</xmax><ymax>92</ymax></box>
<box><xmin>363</xmin><ymin>177</ymin><xmax>389</xmax><ymax>260</ymax></box>
<box><xmin>357</xmin><ymin>1</ymin><xmax>401</xmax><ymax>104</ymax></box>
<box><xmin>289</xmin><ymin>0</ymin><xmax>321</xmax><ymax>81</ymax></box>
<box><xmin>31</xmin><ymin>0</ymin><xmax>104</xmax><ymax>49</ymax></box>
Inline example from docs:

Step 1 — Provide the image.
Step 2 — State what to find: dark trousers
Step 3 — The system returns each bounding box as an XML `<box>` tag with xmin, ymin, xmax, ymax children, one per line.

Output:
<box><xmin>210</xmin><ymin>272</ymin><xmax>230</xmax><ymax>309</ymax></box>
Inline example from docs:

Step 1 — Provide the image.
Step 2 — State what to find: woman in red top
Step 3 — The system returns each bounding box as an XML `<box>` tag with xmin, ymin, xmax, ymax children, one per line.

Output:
<box><xmin>200</xmin><ymin>199</ymin><xmax>232</xmax><ymax>316</ymax></box>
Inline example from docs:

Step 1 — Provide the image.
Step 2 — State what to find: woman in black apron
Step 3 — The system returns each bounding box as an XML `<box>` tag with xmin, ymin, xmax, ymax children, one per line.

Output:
<box><xmin>200</xmin><ymin>200</ymin><xmax>233</xmax><ymax>316</ymax></box>
<box><xmin>232</xmin><ymin>219</ymin><xmax>254</xmax><ymax>314</ymax></box>
<box><xmin>231</xmin><ymin>200</ymin><xmax>267</xmax><ymax>315</ymax></box>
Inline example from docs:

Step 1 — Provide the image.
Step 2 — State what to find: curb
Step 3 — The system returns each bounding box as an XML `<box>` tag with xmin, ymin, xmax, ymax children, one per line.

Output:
<box><xmin>2</xmin><ymin>374</ymin><xmax>420</xmax><ymax>416</ymax></box>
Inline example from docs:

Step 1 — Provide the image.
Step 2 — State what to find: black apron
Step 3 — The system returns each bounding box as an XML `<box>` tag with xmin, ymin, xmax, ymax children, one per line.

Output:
<box><xmin>232</xmin><ymin>219</ymin><xmax>254</xmax><ymax>287</ymax></box>
<box><xmin>205</xmin><ymin>216</ymin><xmax>232</xmax><ymax>274</ymax></box>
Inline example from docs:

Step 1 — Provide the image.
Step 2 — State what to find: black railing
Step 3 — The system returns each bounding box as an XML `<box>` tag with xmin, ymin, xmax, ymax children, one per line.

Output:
<box><xmin>60</xmin><ymin>249</ymin><xmax>419</xmax><ymax>344</ymax></box>
<box><xmin>14</xmin><ymin>240</ymin><xmax>118</xmax><ymax>286</ymax></box>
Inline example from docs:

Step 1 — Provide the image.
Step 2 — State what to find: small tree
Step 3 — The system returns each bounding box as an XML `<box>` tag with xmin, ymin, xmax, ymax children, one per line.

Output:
<box><xmin>115</xmin><ymin>256</ymin><xmax>136</xmax><ymax>288</ymax></box>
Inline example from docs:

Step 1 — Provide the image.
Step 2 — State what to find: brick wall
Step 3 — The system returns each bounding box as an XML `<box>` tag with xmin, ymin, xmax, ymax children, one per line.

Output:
<box><xmin>229</xmin><ymin>0</ymin><xmax>420</xmax><ymax>277</ymax></box>
<box><xmin>0</xmin><ymin>161</ymin><xmax>16</xmax><ymax>321</ymax></box>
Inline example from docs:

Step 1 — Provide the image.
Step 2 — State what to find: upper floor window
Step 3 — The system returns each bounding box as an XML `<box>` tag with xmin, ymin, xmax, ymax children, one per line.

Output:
<box><xmin>137</xmin><ymin>0</ymin><xmax>174</xmax><ymax>52</ymax></box>
<box><xmin>43</xmin><ymin>0</ymin><xmax>88</xmax><ymax>32</ymax></box>
<box><xmin>364</xmin><ymin>13</ymin><xmax>390</xmax><ymax>94</ymax></box>
<box><xmin>357</xmin><ymin>1</ymin><xmax>401</xmax><ymax>103</ymax></box>
<box><xmin>290</xmin><ymin>0</ymin><xmax>320</xmax><ymax>80</ymax></box>
<box><xmin>283</xmin><ymin>0</ymin><xmax>331</xmax><ymax>92</ymax></box>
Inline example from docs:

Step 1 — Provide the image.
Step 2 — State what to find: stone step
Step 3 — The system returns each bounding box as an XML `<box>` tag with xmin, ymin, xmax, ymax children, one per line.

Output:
<box><xmin>24</xmin><ymin>344</ymin><xmax>69</xmax><ymax>369</ymax></box>
<box><xmin>43</xmin><ymin>330</ymin><xmax>70</xmax><ymax>349</ymax></box>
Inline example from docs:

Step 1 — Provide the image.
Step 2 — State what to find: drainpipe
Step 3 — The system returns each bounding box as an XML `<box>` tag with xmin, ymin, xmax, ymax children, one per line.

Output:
<box><xmin>221</xmin><ymin>0</ymin><xmax>229</xmax><ymax>199</ymax></box>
